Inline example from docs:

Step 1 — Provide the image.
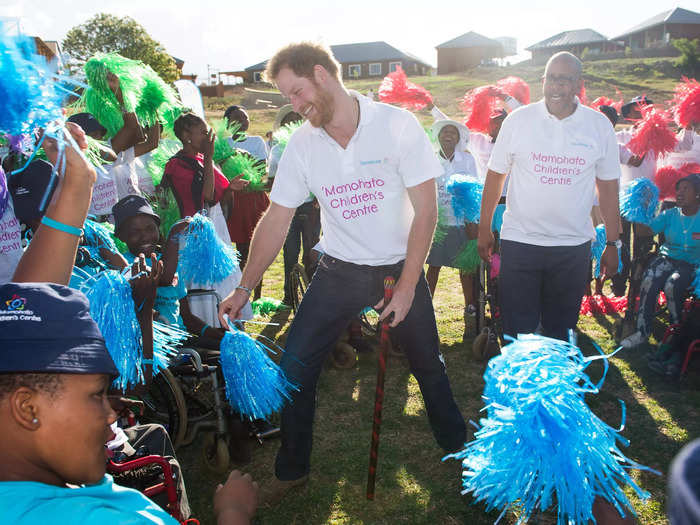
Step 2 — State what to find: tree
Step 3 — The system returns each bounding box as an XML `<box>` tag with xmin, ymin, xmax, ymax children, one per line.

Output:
<box><xmin>672</xmin><ymin>38</ymin><xmax>700</xmax><ymax>77</ymax></box>
<box><xmin>62</xmin><ymin>13</ymin><xmax>179</xmax><ymax>82</ymax></box>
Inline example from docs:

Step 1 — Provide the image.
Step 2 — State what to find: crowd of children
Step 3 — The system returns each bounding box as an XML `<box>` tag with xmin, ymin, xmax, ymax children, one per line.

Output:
<box><xmin>0</xmin><ymin>28</ymin><xmax>699</xmax><ymax>525</ymax></box>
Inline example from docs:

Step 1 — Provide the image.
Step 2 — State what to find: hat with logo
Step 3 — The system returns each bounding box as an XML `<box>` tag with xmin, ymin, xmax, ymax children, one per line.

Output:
<box><xmin>67</xmin><ymin>112</ymin><xmax>107</xmax><ymax>137</ymax></box>
<box><xmin>112</xmin><ymin>194</ymin><xmax>161</xmax><ymax>236</ymax></box>
<box><xmin>0</xmin><ymin>282</ymin><xmax>118</xmax><ymax>376</ymax></box>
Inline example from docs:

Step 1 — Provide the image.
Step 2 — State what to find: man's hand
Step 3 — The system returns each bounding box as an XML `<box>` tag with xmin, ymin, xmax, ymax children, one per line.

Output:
<box><xmin>600</xmin><ymin>246</ymin><xmax>619</xmax><ymax>281</ymax></box>
<box><xmin>219</xmin><ymin>288</ymin><xmax>250</xmax><ymax>327</ymax></box>
<box><xmin>214</xmin><ymin>470</ymin><xmax>258</xmax><ymax>525</ymax></box>
<box><xmin>374</xmin><ymin>280</ymin><xmax>414</xmax><ymax>328</ymax></box>
<box><xmin>477</xmin><ymin>226</ymin><xmax>495</xmax><ymax>263</ymax></box>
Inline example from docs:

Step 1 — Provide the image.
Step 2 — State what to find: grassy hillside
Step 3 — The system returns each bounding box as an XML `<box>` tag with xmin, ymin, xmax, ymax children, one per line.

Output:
<box><xmin>203</xmin><ymin>57</ymin><xmax>685</xmax><ymax>135</ymax></box>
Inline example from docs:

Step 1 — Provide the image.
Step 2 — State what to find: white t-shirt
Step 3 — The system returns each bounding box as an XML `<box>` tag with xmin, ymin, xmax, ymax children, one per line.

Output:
<box><xmin>436</xmin><ymin>150</ymin><xmax>478</xmax><ymax>226</ymax></box>
<box><xmin>0</xmin><ymin>200</ymin><xmax>22</xmax><ymax>284</ymax></box>
<box><xmin>488</xmin><ymin>99</ymin><xmax>620</xmax><ymax>246</ymax></box>
<box><xmin>616</xmin><ymin>128</ymin><xmax>656</xmax><ymax>185</ymax></box>
<box><xmin>110</xmin><ymin>146</ymin><xmax>141</xmax><ymax>201</ymax></box>
<box><xmin>227</xmin><ymin>135</ymin><xmax>269</xmax><ymax>162</ymax></box>
<box><xmin>271</xmin><ymin>92</ymin><xmax>442</xmax><ymax>265</ymax></box>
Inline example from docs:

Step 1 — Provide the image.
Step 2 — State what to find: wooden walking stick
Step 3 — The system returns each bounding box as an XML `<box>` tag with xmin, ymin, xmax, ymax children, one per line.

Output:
<box><xmin>366</xmin><ymin>276</ymin><xmax>395</xmax><ymax>500</ymax></box>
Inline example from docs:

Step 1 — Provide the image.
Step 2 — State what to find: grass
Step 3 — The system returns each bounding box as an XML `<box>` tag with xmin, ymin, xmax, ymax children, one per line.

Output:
<box><xmin>177</xmin><ymin>254</ymin><xmax>700</xmax><ymax>524</ymax></box>
<box><xmin>175</xmin><ymin>57</ymin><xmax>699</xmax><ymax>523</ymax></box>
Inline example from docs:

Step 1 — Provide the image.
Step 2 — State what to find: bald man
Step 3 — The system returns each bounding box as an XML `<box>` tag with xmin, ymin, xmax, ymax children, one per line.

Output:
<box><xmin>477</xmin><ymin>52</ymin><xmax>621</xmax><ymax>340</ymax></box>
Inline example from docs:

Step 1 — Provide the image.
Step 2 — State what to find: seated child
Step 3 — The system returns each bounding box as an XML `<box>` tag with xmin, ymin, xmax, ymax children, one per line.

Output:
<box><xmin>0</xmin><ymin>282</ymin><xmax>258</xmax><ymax>524</ymax></box>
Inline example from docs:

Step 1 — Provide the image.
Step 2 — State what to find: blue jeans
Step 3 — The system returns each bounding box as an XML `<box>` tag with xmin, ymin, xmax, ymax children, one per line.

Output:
<box><xmin>275</xmin><ymin>255</ymin><xmax>467</xmax><ymax>480</ymax></box>
<box><xmin>499</xmin><ymin>240</ymin><xmax>591</xmax><ymax>341</ymax></box>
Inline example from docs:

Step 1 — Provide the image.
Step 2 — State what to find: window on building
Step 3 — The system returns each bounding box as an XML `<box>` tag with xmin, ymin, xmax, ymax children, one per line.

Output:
<box><xmin>389</xmin><ymin>61</ymin><xmax>401</xmax><ymax>73</ymax></box>
<box><xmin>369</xmin><ymin>63</ymin><xmax>382</xmax><ymax>76</ymax></box>
<box><xmin>253</xmin><ymin>71</ymin><xmax>262</xmax><ymax>82</ymax></box>
<box><xmin>347</xmin><ymin>64</ymin><xmax>361</xmax><ymax>78</ymax></box>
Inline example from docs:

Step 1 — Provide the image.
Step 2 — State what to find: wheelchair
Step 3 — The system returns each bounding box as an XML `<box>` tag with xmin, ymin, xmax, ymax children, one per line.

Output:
<box><xmin>107</xmin><ymin>454</ymin><xmax>196</xmax><ymax>524</ymax></box>
<box><xmin>137</xmin><ymin>289</ymin><xmax>280</xmax><ymax>474</ymax></box>
<box><xmin>471</xmin><ymin>225</ymin><xmax>505</xmax><ymax>363</ymax></box>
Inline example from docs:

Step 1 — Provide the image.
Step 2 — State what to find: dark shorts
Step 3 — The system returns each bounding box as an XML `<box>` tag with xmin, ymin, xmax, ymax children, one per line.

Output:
<box><xmin>427</xmin><ymin>225</ymin><xmax>467</xmax><ymax>268</ymax></box>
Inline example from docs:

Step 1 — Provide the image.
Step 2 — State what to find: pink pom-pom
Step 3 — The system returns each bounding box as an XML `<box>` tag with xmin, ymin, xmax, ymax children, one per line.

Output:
<box><xmin>378</xmin><ymin>66</ymin><xmax>433</xmax><ymax>111</ymax></box>
<box><xmin>495</xmin><ymin>76</ymin><xmax>530</xmax><ymax>105</ymax></box>
<box><xmin>460</xmin><ymin>85</ymin><xmax>500</xmax><ymax>134</ymax></box>
<box><xmin>679</xmin><ymin>162</ymin><xmax>700</xmax><ymax>177</ymax></box>
<box><xmin>626</xmin><ymin>106</ymin><xmax>678</xmax><ymax>158</ymax></box>
<box><xmin>580</xmin><ymin>294</ymin><xmax>628</xmax><ymax>316</ymax></box>
<box><xmin>577</xmin><ymin>83</ymin><xmax>588</xmax><ymax>106</ymax></box>
<box><xmin>655</xmin><ymin>166</ymin><xmax>683</xmax><ymax>200</ymax></box>
<box><xmin>671</xmin><ymin>77</ymin><xmax>700</xmax><ymax>128</ymax></box>
<box><xmin>489</xmin><ymin>253</ymin><xmax>501</xmax><ymax>279</ymax></box>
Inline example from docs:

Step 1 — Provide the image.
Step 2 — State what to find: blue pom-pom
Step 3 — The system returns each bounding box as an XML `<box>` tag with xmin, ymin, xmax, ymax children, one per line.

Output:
<box><xmin>82</xmin><ymin>270</ymin><xmax>144</xmax><ymax>391</ymax></box>
<box><xmin>219</xmin><ymin>328</ymin><xmax>297</xmax><ymax>420</ymax></box>
<box><xmin>178</xmin><ymin>213</ymin><xmax>239</xmax><ymax>287</ymax></box>
<box><xmin>692</xmin><ymin>269</ymin><xmax>700</xmax><ymax>298</ymax></box>
<box><xmin>446</xmin><ymin>174</ymin><xmax>483</xmax><ymax>223</ymax></box>
<box><xmin>153</xmin><ymin>320</ymin><xmax>188</xmax><ymax>372</ymax></box>
<box><xmin>620</xmin><ymin>178</ymin><xmax>659</xmax><ymax>225</ymax></box>
<box><xmin>0</xmin><ymin>22</ymin><xmax>64</xmax><ymax>135</ymax></box>
<box><xmin>444</xmin><ymin>334</ymin><xmax>655</xmax><ymax>524</ymax></box>
<box><xmin>83</xmin><ymin>218</ymin><xmax>118</xmax><ymax>253</ymax></box>
<box><xmin>591</xmin><ymin>224</ymin><xmax>623</xmax><ymax>278</ymax></box>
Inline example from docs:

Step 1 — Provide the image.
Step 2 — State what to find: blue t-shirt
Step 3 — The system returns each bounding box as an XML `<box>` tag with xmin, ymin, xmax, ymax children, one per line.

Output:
<box><xmin>124</xmin><ymin>252</ymin><xmax>187</xmax><ymax>328</ymax></box>
<box><xmin>0</xmin><ymin>474</ymin><xmax>178</xmax><ymax>524</ymax></box>
<box><xmin>650</xmin><ymin>207</ymin><xmax>700</xmax><ymax>265</ymax></box>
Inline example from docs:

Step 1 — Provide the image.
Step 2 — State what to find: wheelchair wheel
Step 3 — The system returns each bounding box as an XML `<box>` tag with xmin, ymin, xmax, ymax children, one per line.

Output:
<box><xmin>289</xmin><ymin>263</ymin><xmax>309</xmax><ymax>314</ymax></box>
<box><xmin>472</xmin><ymin>328</ymin><xmax>488</xmax><ymax>360</ymax></box>
<box><xmin>202</xmin><ymin>432</ymin><xmax>230</xmax><ymax>474</ymax></box>
<box><xmin>138</xmin><ymin>369</ymin><xmax>187</xmax><ymax>450</ymax></box>
<box><xmin>331</xmin><ymin>342</ymin><xmax>357</xmax><ymax>369</ymax></box>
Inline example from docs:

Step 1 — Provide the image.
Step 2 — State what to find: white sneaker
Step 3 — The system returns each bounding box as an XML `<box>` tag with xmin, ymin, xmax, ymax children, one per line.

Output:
<box><xmin>620</xmin><ymin>331</ymin><xmax>647</xmax><ymax>349</ymax></box>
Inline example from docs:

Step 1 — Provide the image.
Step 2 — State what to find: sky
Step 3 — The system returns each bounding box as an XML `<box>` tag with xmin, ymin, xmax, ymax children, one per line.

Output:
<box><xmin>0</xmin><ymin>0</ymin><xmax>694</xmax><ymax>82</ymax></box>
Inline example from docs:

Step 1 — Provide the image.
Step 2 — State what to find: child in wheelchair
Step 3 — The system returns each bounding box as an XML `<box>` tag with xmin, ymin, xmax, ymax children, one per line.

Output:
<box><xmin>113</xmin><ymin>195</ymin><xmax>268</xmax><ymax>464</ymax></box>
<box><xmin>0</xmin><ymin>283</ymin><xmax>258</xmax><ymax>524</ymax></box>
<box><xmin>620</xmin><ymin>174</ymin><xmax>700</xmax><ymax>353</ymax></box>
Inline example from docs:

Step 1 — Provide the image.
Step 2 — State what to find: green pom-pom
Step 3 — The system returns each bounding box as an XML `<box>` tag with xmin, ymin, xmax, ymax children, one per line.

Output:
<box><xmin>146</xmin><ymin>139</ymin><xmax>182</xmax><ymax>186</ymax></box>
<box><xmin>251</xmin><ymin>297</ymin><xmax>290</xmax><ymax>316</ymax></box>
<box><xmin>210</xmin><ymin>119</ymin><xmax>237</xmax><ymax>164</ymax></box>
<box><xmin>453</xmin><ymin>239</ymin><xmax>480</xmax><ymax>273</ymax></box>
<box><xmin>84</xmin><ymin>136</ymin><xmax>111</xmax><ymax>168</ymax></box>
<box><xmin>82</xmin><ymin>53</ymin><xmax>182</xmax><ymax>138</ymax></box>
<box><xmin>272</xmin><ymin>121</ymin><xmax>303</xmax><ymax>153</ymax></box>
<box><xmin>433</xmin><ymin>206</ymin><xmax>448</xmax><ymax>245</ymax></box>
<box><xmin>151</xmin><ymin>188</ymin><xmax>181</xmax><ymax>239</ymax></box>
<box><xmin>220</xmin><ymin>152</ymin><xmax>266</xmax><ymax>192</ymax></box>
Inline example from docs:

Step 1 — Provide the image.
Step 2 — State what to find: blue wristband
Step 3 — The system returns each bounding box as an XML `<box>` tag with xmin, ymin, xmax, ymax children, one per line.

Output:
<box><xmin>142</xmin><ymin>359</ymin><xmax>153</xmax><ymax>365</ymax></box>
<box><xmin>41</xmin><ymin>216</ymin><xmax>84</xmax><ymax>237</ymax></box>
<box><xmin>200</xmin><ymin>324</ymin><xmax>209</xmax><ymax>337</ymax></box>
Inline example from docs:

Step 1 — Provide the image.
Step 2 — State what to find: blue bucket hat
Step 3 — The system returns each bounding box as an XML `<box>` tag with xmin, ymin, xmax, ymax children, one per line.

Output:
<box><xmin>0</xmin><ymin>282</ymin><xmax>118</xmax><ymax>376</ymax></box>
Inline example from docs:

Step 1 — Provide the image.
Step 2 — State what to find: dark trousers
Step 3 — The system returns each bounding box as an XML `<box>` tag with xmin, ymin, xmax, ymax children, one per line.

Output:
<box><xmin>275</xmin><ymin>255</ymin><xmax>467</xmax><ymax>480</ymax></box>
<box><xmin>283</xmin><ymin>201</ymin><xmax>321</xmax><ymax>299</ymax></box>
<box><xmin>499</xmin><ymin>240</ymin><xmax>591</xmax><ymax>341</ymax></box>
<box><xmin>637</xmin><ymin>255</ymin><xmax>695</xmax><ymax>337</ymax></box>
